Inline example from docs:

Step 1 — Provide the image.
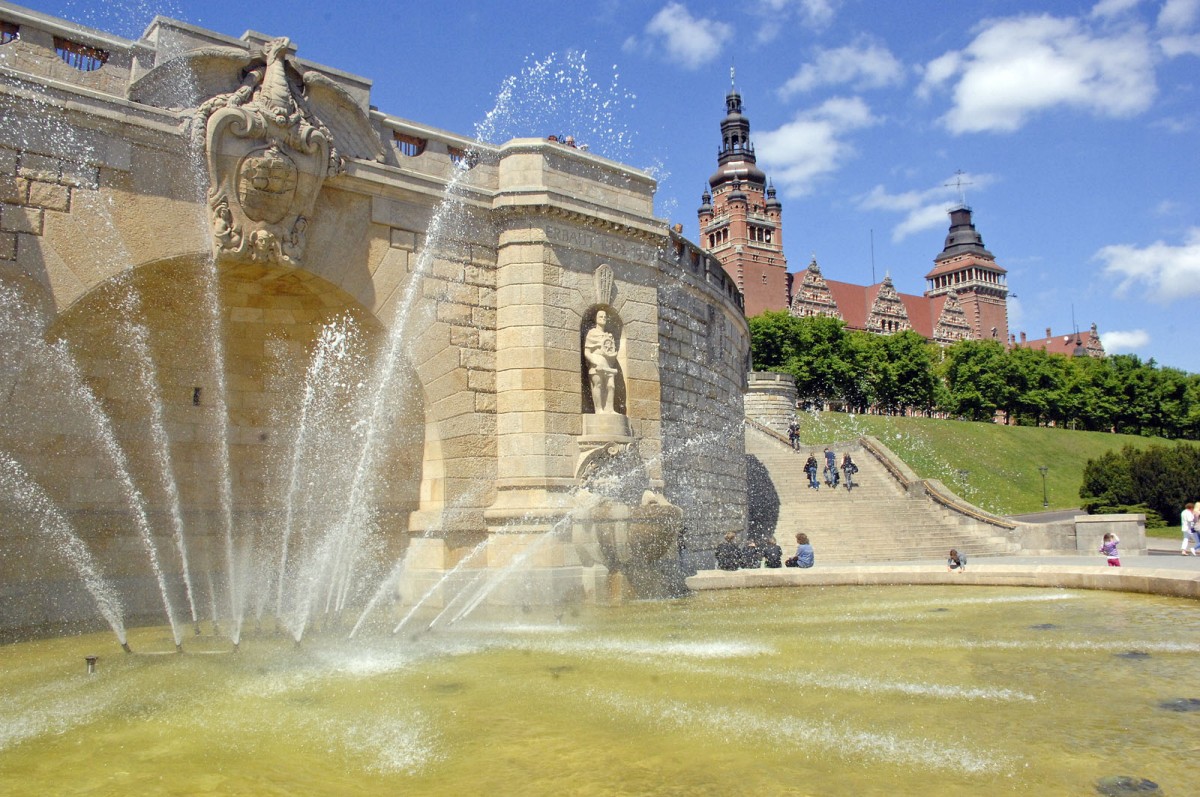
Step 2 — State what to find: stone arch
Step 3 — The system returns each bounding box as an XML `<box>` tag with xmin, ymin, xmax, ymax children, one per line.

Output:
<box><xmin>0</xmin><ymin>253</ymin><xmax>425</xmax><ymax>623</ymax></box>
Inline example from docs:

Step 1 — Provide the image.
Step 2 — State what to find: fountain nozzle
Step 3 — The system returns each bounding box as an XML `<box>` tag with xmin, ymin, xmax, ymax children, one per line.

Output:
<box><xmin>233</xmin><ymin>641</ymin><xmax>240</xmax><ymax>653</ymax></box>
<box><xmin>175</xmin><ymin>642</ymin><xmax>183</xmax><ymax>654</ymax></box>
<box><xmin>120</xmin><ymin>642</ymin><xmax>132</xmax><ymax>654</ymax></box>
<box><xmin>85</xmin><ymin>655</ymin><xmax>98</xmax><ymax>675</ymax></box>
<box><xmin>193</xmin><ymin>622</ymin><xmax>201</xmax><ymax>636</ymax></box>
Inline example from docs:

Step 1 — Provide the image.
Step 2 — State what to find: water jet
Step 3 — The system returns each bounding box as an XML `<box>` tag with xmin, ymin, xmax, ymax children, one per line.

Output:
<box><xmin>0</xmin><ymin>5</ymin><xmax>1194</xmax><ymax>796</ymax></box>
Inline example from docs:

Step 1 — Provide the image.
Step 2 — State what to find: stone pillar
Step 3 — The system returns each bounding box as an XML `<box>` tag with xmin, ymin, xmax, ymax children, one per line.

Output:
<box><xmin>484</xmin><ymin>215</ymin><xmax>579</xmax><ymax>535</ymax></box>
<box><xmin>744</xmin><ymin>371</ymin><xmax>797</xmax><ymax>435</ymax></box>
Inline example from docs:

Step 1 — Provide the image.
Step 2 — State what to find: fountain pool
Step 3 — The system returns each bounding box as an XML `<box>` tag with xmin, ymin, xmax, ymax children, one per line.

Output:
<box><xmin>1</xmin><ymin>585</ymin><xmax>1193</xmax><ymax>796</ymax></box>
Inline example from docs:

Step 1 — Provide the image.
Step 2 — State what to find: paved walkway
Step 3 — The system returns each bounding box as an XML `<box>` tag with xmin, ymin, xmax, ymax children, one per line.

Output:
<box><xmin>686</xmin><ymin>534</ymin><xmax>1200</xmax><ymax>599</ymax></box>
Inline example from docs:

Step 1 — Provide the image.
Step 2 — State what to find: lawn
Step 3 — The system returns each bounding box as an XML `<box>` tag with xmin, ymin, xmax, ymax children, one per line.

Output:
<box><xmin>795</xmin><ymin>411</ymin><xmax>1173</xmax><ymax>517</ymax></box>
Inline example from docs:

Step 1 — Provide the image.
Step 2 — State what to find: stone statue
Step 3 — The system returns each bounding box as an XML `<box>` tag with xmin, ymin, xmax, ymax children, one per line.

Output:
<box><xmin>584</xmin><ymin>309</ymin><xmax>620</xmax><ymax>414</ymax></box>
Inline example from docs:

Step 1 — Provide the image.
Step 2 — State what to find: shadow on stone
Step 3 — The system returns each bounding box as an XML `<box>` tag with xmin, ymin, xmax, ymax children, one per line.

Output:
<box><xmin>745</xmin><ymin>454</ymin><xmax>779</xmax><ymax>542</ymax></box>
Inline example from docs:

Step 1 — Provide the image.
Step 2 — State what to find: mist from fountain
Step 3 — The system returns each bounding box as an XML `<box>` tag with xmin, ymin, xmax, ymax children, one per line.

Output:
<box><xmin>0</xmin><ymin>452</ymin><xmax>126</xmax><ymax>645</ymax></box>
<box><xmin>0</xmin><ymin>0</ymin><xmax>678</xmax><ymax>654</ymax></box>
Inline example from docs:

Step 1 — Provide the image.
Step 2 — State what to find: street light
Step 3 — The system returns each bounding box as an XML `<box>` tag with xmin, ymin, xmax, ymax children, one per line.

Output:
<box><xmin>1038</xmin><ymin>466</ymin><xmax>1049</xmax><ymax>509</ymax></box>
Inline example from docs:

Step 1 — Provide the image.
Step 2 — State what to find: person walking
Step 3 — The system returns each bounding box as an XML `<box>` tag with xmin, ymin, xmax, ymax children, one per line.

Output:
<box><xmin>804</xmin><ymin>454</ymin><xmax>820</xmax><ymax>490</ymax></box>
<box><xmin>823</xmin><ymin>447</ymin><xmax>838</xmax><ymax>487</ymax></box>
<box><xmin>1182</xmin><ymin>502</ymin><xmax>1197</xmax><ymax>556</ymax></box>
<box><xmin>787</xmin><ymin>420</ymin><xmax>800</xmax><ymax>450</ymax></box>
<box><xmin>841</xmin><ymin>453</ymin><xmax>858</xmax><ymax>491</ymax></box>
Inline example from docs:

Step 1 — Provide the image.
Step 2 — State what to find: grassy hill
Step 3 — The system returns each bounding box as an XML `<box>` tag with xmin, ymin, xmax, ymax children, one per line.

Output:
<box><xmin>795</xmin><ymin>411</ymin><xmax>1172</xmax><ymax>517</ymax></box>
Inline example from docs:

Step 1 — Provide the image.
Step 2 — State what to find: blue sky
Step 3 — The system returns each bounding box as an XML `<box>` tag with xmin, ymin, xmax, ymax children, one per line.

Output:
<box><xmin>20</xmin><ymin>0</ymin><xmax>1200</xmax><ymax>372</ymax></box>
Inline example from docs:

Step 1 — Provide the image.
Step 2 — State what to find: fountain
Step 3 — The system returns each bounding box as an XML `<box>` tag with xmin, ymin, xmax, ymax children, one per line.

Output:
<box><xmin>0</xmin><ymin>6</ymin><xmax>1192</xmax><ymax>795</ymax></box>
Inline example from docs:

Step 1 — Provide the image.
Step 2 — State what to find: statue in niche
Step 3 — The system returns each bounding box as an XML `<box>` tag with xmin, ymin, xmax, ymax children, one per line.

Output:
<box><xmin>584</xmin><ymin>308</ymin><xmax>621</xmax><ymax>414</ymax></box>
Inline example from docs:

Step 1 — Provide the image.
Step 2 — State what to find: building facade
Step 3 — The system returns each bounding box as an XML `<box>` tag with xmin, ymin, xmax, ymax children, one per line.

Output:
<box><xmin>698</xmin><ymin>86</ymin><xmax>1103</xmax><ymax>357</ymax></box>
<box><xmin>697</xmin><ymin>85</ymin><xmax>788</xmax><ymax>318</ymax></box>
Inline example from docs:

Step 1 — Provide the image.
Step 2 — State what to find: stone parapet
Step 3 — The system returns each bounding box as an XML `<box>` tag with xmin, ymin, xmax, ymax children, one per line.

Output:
<box><xmin>744</xmin><ymin>371</ymin><xmax>797</xmax><ymax>435</ymax></box>
<box><xmin>686</xmin><ymin>561</ymin><xmax>1200</xmax><ymax>600</ymax></box>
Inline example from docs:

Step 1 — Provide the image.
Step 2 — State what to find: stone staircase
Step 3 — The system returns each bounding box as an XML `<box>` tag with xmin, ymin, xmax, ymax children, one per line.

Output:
<box><xmin>745</xmin><ymin>423</ymin><xmax>1020</xmax><ymax>564</ymax></box>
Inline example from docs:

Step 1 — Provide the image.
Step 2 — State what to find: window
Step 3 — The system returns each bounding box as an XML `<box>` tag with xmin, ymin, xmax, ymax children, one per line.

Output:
<box><xmin>447</xmin><ymin>146</ymin><xmax>475</xmax><ymax>168</ymax></box>
<box><xmin>393</xmin><ymin>132</ymin><xmax>426</xmax><ymax>157</ymax></box>
<box><xmin>54</xmin><ymin>37</ymin><xmax>108</xmax><ymax>71</ymax></box>
<box><xmin>1</xmin><ymin>21</ymin><xmax>18</xmax><ymax>45</ymax></box>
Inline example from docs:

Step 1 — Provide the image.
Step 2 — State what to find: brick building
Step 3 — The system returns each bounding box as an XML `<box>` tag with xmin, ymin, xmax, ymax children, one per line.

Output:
<box><xmin>698</xmin><ymin>86</ymin><xmax>1103</xmax><ymax>357</ymax></box>
<box><xmin>697</xmin><ymin>84</ymin><xmax>788</xmax><ymax>318</ymax></box>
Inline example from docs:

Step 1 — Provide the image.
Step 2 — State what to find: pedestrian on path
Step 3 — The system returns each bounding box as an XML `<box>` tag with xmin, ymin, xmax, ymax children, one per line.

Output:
<box><xmin>1181</xmin><ymin>502</ymin><xmax>1196</xmax><ymax>556</ymax></box>
<box><xmin>804</xmin><ymin>454</ymin><xmax>820</xmax><ymax>490</ymax></box>
<box><xmin>823</xmin><ymin>447</ymin><xmax>838</xmax><ymax>487</ymax></box>
<box><xmin>1100</xmin><ymin>533</ymin><xmax>1121</xmax><ymax>567</ymax></box>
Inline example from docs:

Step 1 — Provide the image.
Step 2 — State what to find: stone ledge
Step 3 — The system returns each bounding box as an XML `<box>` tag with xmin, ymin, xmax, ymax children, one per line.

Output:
<box><xmin>686</xmin><ymin>564</ymin><xmax>1200</xmax><ymax>599</ymax></box>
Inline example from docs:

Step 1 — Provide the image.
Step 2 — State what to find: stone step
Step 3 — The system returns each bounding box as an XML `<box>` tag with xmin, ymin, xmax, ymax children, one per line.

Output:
<box><xmin>744</xmin><ymin>424</ymin><xmax>1017</xmax><ymax>563</ymax></box>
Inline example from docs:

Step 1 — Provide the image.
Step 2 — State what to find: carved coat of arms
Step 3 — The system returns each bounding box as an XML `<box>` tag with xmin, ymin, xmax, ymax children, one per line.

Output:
<box><xmin>194</xmin><ymin>37</ymin><xmax>341</xmax><ymax>266</ymax></box>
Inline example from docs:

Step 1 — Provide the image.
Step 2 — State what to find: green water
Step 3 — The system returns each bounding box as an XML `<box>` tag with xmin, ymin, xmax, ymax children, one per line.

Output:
<box><xmin>1</xmin><ymin>586</ymin><xmax>1196</xmax><ymax>796</ymax></box>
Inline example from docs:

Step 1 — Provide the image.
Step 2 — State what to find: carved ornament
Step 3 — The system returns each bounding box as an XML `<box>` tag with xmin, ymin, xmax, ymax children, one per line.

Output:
<box><xmin>194</xmin><ymin>37</ymin><xmax>342</xmax><ymax>266</ymax></box>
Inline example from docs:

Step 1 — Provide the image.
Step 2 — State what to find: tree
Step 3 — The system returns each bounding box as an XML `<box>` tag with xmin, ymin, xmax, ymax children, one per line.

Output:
<box><xmin>938</xmin><ymin>339</ymin><xmax>1010</xmax><ymax>421</ymax></box>
<box><xmin>749</xmin><ymin>313</ymin><xmax>855</xmax><ymax>406</ymax></box>
<box><xmin>875</xmin><ymin>331</ymin><xmax>938</xmax><ymax>415</ymax></box>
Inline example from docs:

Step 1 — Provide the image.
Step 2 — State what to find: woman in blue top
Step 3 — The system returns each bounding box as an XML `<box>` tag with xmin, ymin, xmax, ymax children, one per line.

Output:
<box><xmin>791</xmin><ymin>532</ymin><xmax>814</xmax><ymax>568</ymax></box>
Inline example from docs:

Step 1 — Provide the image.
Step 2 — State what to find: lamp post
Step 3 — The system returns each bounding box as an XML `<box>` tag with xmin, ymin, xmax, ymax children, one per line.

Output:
<box><xmin>1038</xmin><ymin>466</ymin><xmax>1049</xmax><ymax>509</ymax></box>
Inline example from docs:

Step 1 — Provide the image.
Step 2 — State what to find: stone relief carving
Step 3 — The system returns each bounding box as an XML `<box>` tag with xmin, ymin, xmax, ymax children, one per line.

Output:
<box><xmin>193</xmin><ymin>37</ymin><xmax>342</xmax><ymax>266</ymax></box>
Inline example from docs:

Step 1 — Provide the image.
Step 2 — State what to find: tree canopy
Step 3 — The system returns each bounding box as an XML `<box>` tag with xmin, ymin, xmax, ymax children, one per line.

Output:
<box><xmin>749</xmin><ymin>314</ymin><xmax>1200</xmax><ymax>440</ymax></box>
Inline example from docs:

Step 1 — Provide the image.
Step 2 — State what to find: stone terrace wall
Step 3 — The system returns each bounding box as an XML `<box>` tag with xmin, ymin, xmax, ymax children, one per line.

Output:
<box><xmin>658</xmin><ymin>232</ymin><xmax>749</xmax><ymax>565</ymax></box>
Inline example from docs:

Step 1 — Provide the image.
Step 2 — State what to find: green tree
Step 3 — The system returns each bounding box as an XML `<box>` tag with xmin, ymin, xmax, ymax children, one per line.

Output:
<box><xmin>875</xmin><ymin>331</ymin><xmax>938</xmax><ymax>415</ymax></box>
<box><xmin>938</xmin><ymin>339</ymin><xmax>1010</xmax><ymax>421</ymax></box>
<box><xmin>749</xmin><ymin>313</ymin><xmax>855</xmax><ymax>406</ymax></box>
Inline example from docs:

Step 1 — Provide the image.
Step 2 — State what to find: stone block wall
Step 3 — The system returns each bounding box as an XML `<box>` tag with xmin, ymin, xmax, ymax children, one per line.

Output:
<box><xmin>0</xmin><ymin>3</ymin><xmax>753</xmax><ymax>629</ymax></box>
<box><xmin>658</xmin><ymin>234</ymin><xmax>749</xmax><ymax>563</ymax></box>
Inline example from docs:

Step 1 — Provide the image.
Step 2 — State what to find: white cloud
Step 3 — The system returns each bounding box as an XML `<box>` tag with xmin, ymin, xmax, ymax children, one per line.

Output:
<box><xmin>1160</xmin><ymin>33</ymin><xmax>1200</xmax><ymax>55</ymax></box>
<box><xmin>753</xmin><ymin>0</ymin><xmax>839</xmax><ymax>41</ymax></box>
<box><xmin>918</xmin><ymin>13</ymin><xmax>1158</xmax><ymax>134</ymax></box>
<box><xmin>638</xmin><ymin>3</ymin><xmax>733</xmax><ymax>70</ymax></box>
<box><xmin>755</xmin><ymin>97</ymin><xmax>875</xmax><ymax>196</ymax></box>
<box><xmin>1006</xmin><ymin>296</ymin><xmax>1025</xmax><ymax>331</ymax></box>
<box><xmin>1091</xmin><ymin>0</ymin><xmax>1143</xmax><ymax>19</ymax></box>
<box><xmin>778</xmin><ymin>37</ymin><xmax>905</xmax><ymax>98</ymax></box>
<box><xmin>1101</xmin><ymin>329</ymin><xmax>1152</xmax><ymax>352</ymax></box>
<box><xmin>858</xmin><ymin>173</ymin><xmax>997</xmax><ymax>242</ymax></box>
<box><xmin>1158</xmin><ymin>0</ymin><xmax>1200</xmax><ymax>30</ymax></box>
<box><xmin>1097</xmin><ymin>227</ymin><xmax>1200</xmax><ymax>301</ymax></box>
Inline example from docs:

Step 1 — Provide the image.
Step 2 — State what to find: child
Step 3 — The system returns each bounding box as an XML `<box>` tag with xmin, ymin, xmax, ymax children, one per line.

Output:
<box><xmin>947</xmin><ymin>549</ymin><xmax>966</xmax><ymax>572</ymax></box>
<box><xmin>1100</xmin><ymin>533</ymin><xmax>1121</xmax><ymax>567</ymax></box>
